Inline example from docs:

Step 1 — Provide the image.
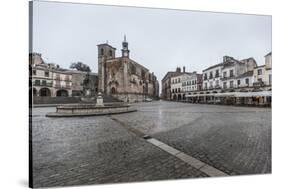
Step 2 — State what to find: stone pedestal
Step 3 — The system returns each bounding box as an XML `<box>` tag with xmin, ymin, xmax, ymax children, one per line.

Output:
<box><xmin>96</xmin><ymin>92</ymin><xmax>104</xmax><ymax>107</ymax></box>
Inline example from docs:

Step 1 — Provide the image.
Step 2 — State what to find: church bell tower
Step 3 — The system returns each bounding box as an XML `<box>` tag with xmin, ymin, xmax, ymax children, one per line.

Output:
<box><xmin>122</xmin><ymin>35</ymin><xmax>130</xmax><ymax>58</ymax></box>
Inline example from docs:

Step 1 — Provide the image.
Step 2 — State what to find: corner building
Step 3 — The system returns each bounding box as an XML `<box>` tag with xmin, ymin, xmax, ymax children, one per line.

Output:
<box><xmin>97</xmin><ymin>37</ymin><xmax>159</xmax><ymax>102</ymax></box>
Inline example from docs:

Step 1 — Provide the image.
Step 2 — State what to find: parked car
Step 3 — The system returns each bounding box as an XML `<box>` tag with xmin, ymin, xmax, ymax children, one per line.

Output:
<box><xmin>145</xmin><ymin>98</ymin><xmax>153</xmax><ymax>102</ymax></box>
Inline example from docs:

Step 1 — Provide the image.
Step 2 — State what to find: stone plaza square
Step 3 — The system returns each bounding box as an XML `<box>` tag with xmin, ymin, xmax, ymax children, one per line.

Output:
<box><xmin>31</xmin><ymin>101</ymin><xmax>271</xmax><ymax>188</ymax></box>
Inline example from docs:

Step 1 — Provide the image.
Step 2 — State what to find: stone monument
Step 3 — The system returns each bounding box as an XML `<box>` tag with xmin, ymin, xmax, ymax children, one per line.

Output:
<box><xmin>96</xmin><ymin>92</ymin><xmax>104</xmax><ymax>107</ymax></box>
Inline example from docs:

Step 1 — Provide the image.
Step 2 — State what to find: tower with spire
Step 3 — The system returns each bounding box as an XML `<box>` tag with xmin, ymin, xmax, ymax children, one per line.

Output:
<box><xmin>122</xmin><ymin>35</ymin><xmax>130</xmax><ymax>58</ymax></box>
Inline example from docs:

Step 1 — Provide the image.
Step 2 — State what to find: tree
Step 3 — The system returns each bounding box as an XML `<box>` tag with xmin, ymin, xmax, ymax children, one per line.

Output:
<box><xmin>70</xmin><ymin>62</ymin><xmax>91</xmax><ymax>72</ymax></box>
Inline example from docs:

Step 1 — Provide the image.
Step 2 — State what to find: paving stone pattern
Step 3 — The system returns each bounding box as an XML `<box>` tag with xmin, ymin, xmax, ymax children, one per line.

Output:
<box><xmin>113</xmin><ymin>101</ymin><xmax>272</xmax><ymax>175</ymax></box>
<box><xmin>32</xmin><ymin>106</ymin><xmax>207</xmax><ymax>188</ymax></box>
<box><xmin>31</xmin><ymin>101</ymin><xmax>271</xmax><ymax>187</ymax></box>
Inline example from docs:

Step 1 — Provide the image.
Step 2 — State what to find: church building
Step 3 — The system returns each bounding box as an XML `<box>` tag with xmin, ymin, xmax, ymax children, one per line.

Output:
<box><xmin>97</xmin><ymin>36</ymin><xmax>159</xmax><ymax>102</ymax></box>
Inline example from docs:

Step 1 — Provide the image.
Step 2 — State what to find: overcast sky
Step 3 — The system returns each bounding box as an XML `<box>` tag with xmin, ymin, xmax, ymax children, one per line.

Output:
<box><xmin>32</xmin><ymin>1</ymin><xmax>271</xmax><ymax>86</ymax></box>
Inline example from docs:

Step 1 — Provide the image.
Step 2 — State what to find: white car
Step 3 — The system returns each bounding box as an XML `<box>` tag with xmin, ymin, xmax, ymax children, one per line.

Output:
<box><xmin>145</xmin><ymin>98</ymin><xmax>153</xmax><ymax>102</ymax></box>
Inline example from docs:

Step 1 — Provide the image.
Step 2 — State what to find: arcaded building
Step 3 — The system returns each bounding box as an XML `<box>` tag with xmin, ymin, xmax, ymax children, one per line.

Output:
<box><xmin>97</xmin><ymin>36</ymin><xmax>159</xmax><ymax>102</ymax></box>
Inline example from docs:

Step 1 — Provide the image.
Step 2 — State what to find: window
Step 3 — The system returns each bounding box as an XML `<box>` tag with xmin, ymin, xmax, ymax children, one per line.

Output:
<box><xmin>100</xmin><ymin>48</ymin><xmax>104</xmax><ymax>56</ymax></box>
<box><xmin>209</xmin><ymin>72</ymin><xmax>213</xmax><ymax>79</ymax></box>
<box><xmin>210</xmin><ymin>81</ymin><xmax>213</xmax><ymax>89</ymax></box>
<box><xmin>215</xmin><ymin>70</ymin><xmax>219</xmax><ymax>77</ymax></box>
<box><xmin>230</xmin><ymin>81</ymin><xmax>234</xmax><ymax>88</ymax></box>
<box><xmin>230</xmin><ymin>70</ymin><xmax>234</xmax><ymax>77</ymax></box>
<box><xmin>223</xmin><ymin>71</ymin><xmax>227</xmax><ymax>78</ymax></box>
<box><xmin>178</xmin><ymin>88</ymin><xmax>181</xmax><ymax>92</ymax></box>
<box><xmin>215</xmin><ymin>80</ymin><xmax>219</xmax><ymax>87</ymax></box>
<box><xmin>194</xmin><ymin>80</ymin><xmax>197</xmax><ymax>85</ymax></box>
<box><xmin>204</xmin><ymin>73</ymin><xmax>207</xmax><ymax>80</ymax></box>
<box><xmin>223</xmin><ymin>82</ymin><xmax>227</xmax><ymax>89</ymax></box>
<box><xmin>109</xmin><ymin>50</ymin><xmax>113</xmax><ymax>56</ymax></box>
<box><xmin>42</xmin><ymin>80</ymin><xmax>47</xmax><ymax>86</ymax></box>
<box><xmin>33</xmin><ymin>70</ymin><xmax>36</xmax><ymax>75</ymax></box>
<box><xmin>269</xmin><ymin>74</ymin><xmax>272</xmax><ymax>85</ymax></box>
<box><xmin>35</xmin><ymin>80</ymin><xmax>40</xmax><ymax>86</ymax></box>
<box><xmin>178</xmin><ymin>78</ymin><xmax>180</xmax><ymax>83</ymax></box>
<box><xmin>45</xmin><ymin>71</ymin><xmax>49</xmax><ymax>77</ymax></box>
<box><xmin>258</xmin><ymin>69</ymin><xmax>262</xmax><ymax>75</ymax></box>
<box><xmin>204</xmin><ymin>83</ymin><xmax>207</xmax><ymax>89</ymax></box>
<box><xmin>237</xmin><ymin>80</ymin><xmax>240</xmax><ymax>86</ymax></box>
<box><xmin>245</xmin><ymin>78</ymin><xmax>249</xmax><ymax>85</ymax></box>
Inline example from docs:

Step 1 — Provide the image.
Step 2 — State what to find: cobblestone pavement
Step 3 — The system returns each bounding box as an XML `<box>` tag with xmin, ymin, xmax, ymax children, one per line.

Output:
<box><xmin>31</xmin><ymin>106</ymin><xmax>207</xmax><ymax>188</ymax></box>
<box><xmin>31</xmin><ymin>101</ymin><xmax>271</xmax><ymax>187</ymax></box>
<box><xmin>114</xmin><ymin>101</ymin><xmax>272</xmax><ymax>175</ymax></box>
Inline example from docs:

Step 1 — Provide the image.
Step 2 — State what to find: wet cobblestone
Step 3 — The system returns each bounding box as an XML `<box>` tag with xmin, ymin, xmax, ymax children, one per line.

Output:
<box><xmin>31</xmin><ymin>101</ymin><xmax>271</xmax><ymax>187</ymax></box>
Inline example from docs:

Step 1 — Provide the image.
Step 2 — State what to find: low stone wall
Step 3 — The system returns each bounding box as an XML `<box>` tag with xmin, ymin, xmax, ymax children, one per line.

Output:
<box><xmin>56</xmin><ymin>104</ymin><xmax>130</xmax><ymax>114</ymax></box>
<box><xmin>33</xmin><ymin>96</ymin><xmax>81</xmax><ymax>104</ymax></box>
<box><xmin>46</xmin><ymin>104</ymin><xmax>137</xmax><ymax>117</ymax></box>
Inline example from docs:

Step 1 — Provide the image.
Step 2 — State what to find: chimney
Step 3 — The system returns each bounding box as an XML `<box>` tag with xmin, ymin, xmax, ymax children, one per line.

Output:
<box><xmin>176</xmin><ymin>67</ymin><xmax>181</xmax><ymax>73</ymax></box>
<box><xmin>183</xmin><ymin>66</ymin><xmax>186</xmax><ymax>73</ymax></box>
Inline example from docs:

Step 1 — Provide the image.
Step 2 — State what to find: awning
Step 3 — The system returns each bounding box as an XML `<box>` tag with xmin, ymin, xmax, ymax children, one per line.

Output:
<box><xmin>185</xmin><ymin>91</ymin><xmax>271</xmax><ymax>98</ymax></box>
<box><xmin>234</xmin><ymin>91</ymin><xmax>271</xmax><ymax>97</ymax></box>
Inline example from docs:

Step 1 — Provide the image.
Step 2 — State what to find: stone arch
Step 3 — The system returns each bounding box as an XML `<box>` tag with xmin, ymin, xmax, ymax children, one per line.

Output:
<box><xmin>56</xmin><ymin>89</ymin><xmax>68</xmax><ymax>97</ymax></box>
<box><xmin>183</xmin><ymin>94</ymin><xmax>186</xmax><ymax>100</ymax></box>
<box><xmin>178</xmin><ymin>94</ymin><xmax>182</xmax><ymax>101</ymax></box>
<box><xmin>173</xmin><ymin>94</ymin><xmax>177</xmax><ymax>100</ymax></box>
<box><xmin>33</xmin><ymin>88</ymin><xmax>37</xmax><ymax>96</ymax></box>
<box><xmin>39</xmin><ymin>88</ymin><xmax>51</xmax><ymax>97</ymax></box>
<box><xmin>111</xmin><ymin>87</ymin><xmax>117</xmax><ymax>94</ymax></box>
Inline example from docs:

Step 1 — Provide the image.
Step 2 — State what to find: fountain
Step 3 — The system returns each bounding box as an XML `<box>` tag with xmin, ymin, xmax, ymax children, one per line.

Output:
<box><xmin>46</xmin><ymin>92</ymin><xmax>137</xmax><ymax>117</ymax></box>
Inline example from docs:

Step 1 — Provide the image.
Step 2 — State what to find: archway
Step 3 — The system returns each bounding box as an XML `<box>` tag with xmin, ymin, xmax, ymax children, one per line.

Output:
<box><xmin>173</xmin><ymin>94</ymin><xmax>177</xmax><ymax>101</ymax></box>
<box><xmin>56</xmin><ymin>89</ymin><xmax>68</xmax><ymax>97</ymax></box>
<box><xmin>39</xmin><ymin>88</ymin><xmax>51</xmax><ymax>97</ymax></box>
<box><xmin>178</xmin><ymin>94</ymin><xmax>182</xmax><ymax>101</ymax></box>
<box><xmin>183</xmin><ymin>94</ymin><xmax>186</xmax><ymax>100</ymax></box>
<box><xmin>111</xmin><ymin>87</ymin><xmax>116</xmax><ymax>94</ymax></box>
<box><xmin>33</xmin><ymin>88</ymin><xmax>37</xmax><ymax>96</ymax></box>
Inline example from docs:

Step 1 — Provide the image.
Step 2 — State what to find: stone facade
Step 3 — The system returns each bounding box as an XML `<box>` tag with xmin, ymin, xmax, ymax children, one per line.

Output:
<box><xmin>30</xmin><ymin>53</ymin><xmax>73</xmax><ymax>97</ymax></box>
<box><xmin>253</xmin><ymin>52</ymin><xmax>272</xmax><ymax>87</ymax></box>
<box><xmin>163</xmin><ymin>53</ymin><xmax>272</xmax><ymax>106</ymax></box>
<box><xmin>67</xmin><ymin>70</ymin><xmax>98</xmax><ymax>97</ymax></box>
<box><xmin>203</xmin><ymin>56</ymin><xmax>257</xmax><ymax>91</ymax></box>
<box><xmin>170</xmin><ymin>71</ymin><xmax>202</xmax><ymax>101</ymax></box>
<box><xmin>30</xmin><ymin>53</ymin><xmax>98</xmax><ymax>99</ymax></box>
<box><xmin>97</xmin><ymin>37</ymin><xmax>159</xmax><ymax>102</ymax></box>
<box><xmin>161</xmin><ymin>67</ymin><xmax>183</xmax><ymax>100</ymax></box>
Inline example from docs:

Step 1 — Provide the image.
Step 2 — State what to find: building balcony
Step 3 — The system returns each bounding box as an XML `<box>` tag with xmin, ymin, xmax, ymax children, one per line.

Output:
<box><xmin>253</xmin><ymin>81</ymin><xmax>265</xmax><ymax>87</ymax></box>
<box><xmin>33</xmin><ymin>82</ymin><xmax>53</xmax><ymax>87</ymax></box>
<box><xmin>221</xmin><ymin>76</ymin><xmax>235</xmax><ymax>81</ymax></box>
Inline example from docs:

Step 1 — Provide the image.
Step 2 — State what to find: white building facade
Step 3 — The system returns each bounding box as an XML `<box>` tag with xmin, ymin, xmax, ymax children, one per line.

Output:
<box><xmin>30</xmin><ymin>53</ymin><xmax>73</xmax><ymax>97</ymax></box>
<box><xmin>202</xmin><ymin>63</ymin><xmax>223</xmax><ymax>90</ymax></box>
<box><xmin>253</xmin><ymin>52</ymin><xmax>272</xmax><ymax>87</ymax></box>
